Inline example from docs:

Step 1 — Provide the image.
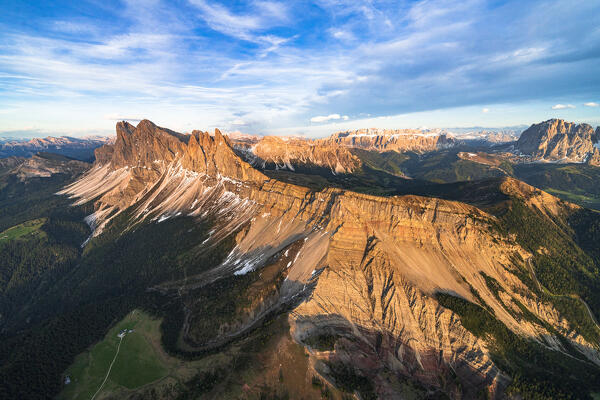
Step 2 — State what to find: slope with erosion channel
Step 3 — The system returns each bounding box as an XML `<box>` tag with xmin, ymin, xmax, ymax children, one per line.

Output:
<box><xmin>58</xmin><ymin>120</ymin><xmax>600</xmax><ymax>399</ymax></box>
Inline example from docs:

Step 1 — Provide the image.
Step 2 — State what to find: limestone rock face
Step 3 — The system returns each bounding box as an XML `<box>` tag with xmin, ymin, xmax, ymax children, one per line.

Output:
<box><xmin>323</xmin><ymin>128</ymin><xmax>457</xmax><ymax>153</ymax></box>
<box><xmin>96</xmin><ymin>121</ymin><xmax>266</xmax><ymax>183</ymax></box>
<box><xmin>59</xmin><ymin>119</ymin><xmax>600</xmax><ymax>399</ymax></box>
<box><xmin>516</xmin><ymin>119</ymin><xmax>600</xmax><ymax>164</ymax></box>
<box><xmin>235</xmin><ymin>135</ymin><xmax>361</xmax><ymax>174</ymax></box>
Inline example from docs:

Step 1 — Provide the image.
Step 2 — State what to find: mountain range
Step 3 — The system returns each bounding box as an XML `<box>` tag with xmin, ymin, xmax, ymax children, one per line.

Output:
<box><xmin>0</xmin><ymin>135</ymin><xmax>112</xmax><ymax>161</ymax></box>
<box><xmin>1</xmin><ymin>119</ymin><xmax>600</xmax><ymax>399</ymax></box>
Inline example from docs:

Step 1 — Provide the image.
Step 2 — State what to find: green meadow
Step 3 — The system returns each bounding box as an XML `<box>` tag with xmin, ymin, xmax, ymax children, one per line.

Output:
<box><xmin>58</xmin><ymin>310</ymin><xmax>168</xmax><ymax>400</ymax></box>
<box><xmin>0</xmin><ymin>218</ymin><xmax>46</xmax><ymax>243</ymax></box>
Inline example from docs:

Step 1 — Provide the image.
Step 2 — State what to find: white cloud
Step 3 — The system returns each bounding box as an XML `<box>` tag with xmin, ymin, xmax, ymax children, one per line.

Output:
<box><xmin>310</xmin><ymin>114</ymin><xmax>341</xmax><ymax>123</ymax></box>
<box><xmin>342</xmin><ymin>115</ymin><xmax>349</xmax><ymax>120</ymax></box>
<box><xmin>482</xmin><ymin>108</ymin><xmax>490</xmax><ymax>113</ymax></box>
<box><xmin>551</xmin><ymin>104</ymin><xmax>576</xmax><ymax>109</ymax></box>
<box><xmin>584</xmin><ymin>102</ymin><xmax>599</xmax><ymax>107</ymax></box>
<box><xmin>230</xmin><ymin>119</ymin><xmax>246</xmax><ymax>125</ymax></box>
<box><xmin>330</xmin><ymin>29</ymin><xmax>355</xmax><ymax>41</ymax></box>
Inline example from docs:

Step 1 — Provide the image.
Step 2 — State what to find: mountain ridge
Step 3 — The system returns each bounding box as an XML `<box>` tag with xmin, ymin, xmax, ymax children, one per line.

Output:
<box><xmin>322</xmin><ymin>128</ymin><xmax>457</xmax><ymax>153</ymax></box>
<box><xmin>0</xmin><ymin>135</ymin><xmax>111</xmax><ymax>161</ymax></box>
<box><xmin>57</xmin><ymin>119</ymin><xmax>600</xmax><ymax>398</ymax></box>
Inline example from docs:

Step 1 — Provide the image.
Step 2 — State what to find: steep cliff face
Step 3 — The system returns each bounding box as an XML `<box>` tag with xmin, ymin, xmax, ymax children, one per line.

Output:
<box><xmin>60</xmin><ymin>120</ymin><xmax>600</xmax><ymax>398</ymax></box>
<box><xmin>516</xmin><ymin>119</ymin><xmax>600</xmax><ymax>164</ymax></box>
<box><xmin>234</xmin><ymin>135</ymin><xmax>361</xmax><ymax>174</ymax></box>
<box><xmin>323</xmin><ymin>128</ymin><xmax>457</xmax><ymax>153</ymax></box>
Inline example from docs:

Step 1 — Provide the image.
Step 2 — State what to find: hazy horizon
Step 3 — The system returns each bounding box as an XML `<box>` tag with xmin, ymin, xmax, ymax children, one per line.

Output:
<box><xmin>0</xmin><ymin>117</ymin><xmax>534</xmax><ymax>141</ymax></box>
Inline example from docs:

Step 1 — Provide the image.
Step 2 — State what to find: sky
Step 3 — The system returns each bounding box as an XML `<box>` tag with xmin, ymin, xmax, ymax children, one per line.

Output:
<box><xmin>0</xmin><ymin>0</ymin><xmax>599</xmax><ymax>138</ymax></box>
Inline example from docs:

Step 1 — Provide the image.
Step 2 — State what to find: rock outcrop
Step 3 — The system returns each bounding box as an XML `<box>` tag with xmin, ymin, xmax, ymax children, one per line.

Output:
<box><xmin>323</xmin><ymin>128</ymin><xmax>457</xmax><ymax>153</ymax></box>
<box><xmin>234</xmin><ymin>135</ymin><xmax>361</xmax><ymax>174</ymax></box>
<box><xmin>516</xmin><ymin>119</ymin><xmax>600</xmax><ymax>164</ymax></box>
<box><xmin>59</xmin><ymin>120</ymin><xmax>600</xmax><ymax>399</ymax></box>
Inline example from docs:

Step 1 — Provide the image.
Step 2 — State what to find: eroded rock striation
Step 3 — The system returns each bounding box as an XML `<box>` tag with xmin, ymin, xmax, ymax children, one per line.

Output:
<box><xmin>59</xmin><ymin>120</ymin><xmax>600</xmax><ymax>398</ymax></box>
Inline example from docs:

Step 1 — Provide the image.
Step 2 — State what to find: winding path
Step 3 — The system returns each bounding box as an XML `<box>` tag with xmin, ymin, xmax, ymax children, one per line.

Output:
<box><xmin>526</xmin><ymin>259</ymin><xmax>600</xmax><ymax>334</ymax></box>
<box><xmin>90</xmin><ymin>335</ymin><xmax>124</xmax><ymax>400</ymax></box>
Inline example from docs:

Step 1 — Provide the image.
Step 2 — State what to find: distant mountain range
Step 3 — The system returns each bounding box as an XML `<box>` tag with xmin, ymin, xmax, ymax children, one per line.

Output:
<box><xmin>0</xmin><ymin>135</ymin><xmax>112</xmax><ymax>161</ymax></box>
<box><xmin>0</xmin><ymin>152</ymin><xmax>89</xmax><ymax>181</ymax></box>
<box><xmin>230</xmin><ymin>127</ymin><xmax>522</xmax><ymax>175</ymax></box>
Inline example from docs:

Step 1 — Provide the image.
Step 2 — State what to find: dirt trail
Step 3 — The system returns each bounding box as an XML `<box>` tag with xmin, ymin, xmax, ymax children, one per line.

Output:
<box><xmin>90</xmin><ymin>335</ymin><xmax>124</xmax><ymax>400</ymax></box>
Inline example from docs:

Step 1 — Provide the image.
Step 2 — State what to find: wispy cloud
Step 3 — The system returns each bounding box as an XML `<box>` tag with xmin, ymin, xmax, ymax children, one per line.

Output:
<box><xmin>1</xmin><ymin>0</ymin><xmax>599</xmax><ymax>137</ymax></box>
<box><xmin>188</xmin><ymin>0</ymin><xmax>288</xmax><ymax>44</ymax></box>
<box><xmin>551</xmin><ymin>104</ymin><xmax>576</xmax><ymax>109</ymax></box>
<box><xmin>584</xmin><ymin>102</ymin><xmax>599</xmax><ymax>107</ymax></box>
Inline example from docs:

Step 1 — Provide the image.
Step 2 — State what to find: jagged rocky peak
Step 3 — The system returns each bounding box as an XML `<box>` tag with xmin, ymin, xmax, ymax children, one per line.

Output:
<box><xmin>98</xmin><ymin>119</ymin><xmax>189</xmax><ymax>168</ymax></box>
<box><xmin>185</xmin><ymin>127</ymin><xmax>266</xmax><ymax>182</ymax></box>
<box><xmin>516</xmin><ymin>118</ymin><xmax>600</xmax><ymax>164</ymax></box>
<box><xmin>94</xmin><ymin>119</ymin><xmax>266</xmax><ymax>183</ymax></box>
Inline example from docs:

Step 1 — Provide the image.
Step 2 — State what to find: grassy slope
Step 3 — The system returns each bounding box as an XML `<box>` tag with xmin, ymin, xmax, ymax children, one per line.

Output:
<box><xmin>514</xmin><ymin>163</ymin><xmax>600</xmax><ymax>210</ymax></box>
<box><xmin>59</xmin><ymin>310</ymin><xmax>168</xmax><ymax>400</ymax></box>
<box><xmin>0</xmin><ymin>218</ymin><xmax>46</xmax><ymax>243</ymax></box>
<box><xmin>60</xmin><ymin>309</ymin><xmax>330</xmax><ymax>400</ymax></box>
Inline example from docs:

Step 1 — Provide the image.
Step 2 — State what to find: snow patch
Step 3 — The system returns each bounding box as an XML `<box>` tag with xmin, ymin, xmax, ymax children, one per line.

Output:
<box><xmin>157</xmin><ymin>214</ymin><xmax>171</xmax><ymax>223</ymax></box>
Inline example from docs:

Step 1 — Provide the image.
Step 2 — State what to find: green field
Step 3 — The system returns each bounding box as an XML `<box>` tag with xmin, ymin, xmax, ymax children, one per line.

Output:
<box><xmin>513</xmin><ymin>163</ymin><xmax>600</xmax><ymax>210</ymax></box>
<box><xmin>59</xmin><ymin>310</ymin><xmax>169</xmax><ymax>400</ymax></box>
<box><xmin>0</xmin><ymin>218</ymin><xmax>46</xmax><ymax>243</ymax></box>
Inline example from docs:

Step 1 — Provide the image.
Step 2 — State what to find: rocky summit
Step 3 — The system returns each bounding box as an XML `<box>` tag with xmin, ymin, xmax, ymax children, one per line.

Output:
<box><xmin>516</xmin><ymin>119</ymin><xmax>600</xmax><ymax>165</ymax></box>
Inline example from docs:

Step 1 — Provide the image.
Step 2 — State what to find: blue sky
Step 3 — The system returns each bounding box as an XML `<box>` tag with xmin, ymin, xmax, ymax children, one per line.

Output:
<box><xmin>0</xmin><ymin>0</ymin><xmax>599</xmax><ymax>138</ymax></box>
